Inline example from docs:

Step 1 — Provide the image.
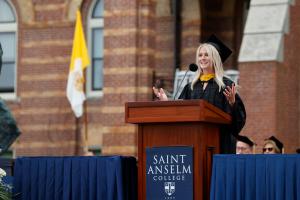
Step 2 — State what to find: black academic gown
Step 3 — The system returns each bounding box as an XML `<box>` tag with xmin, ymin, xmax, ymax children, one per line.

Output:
<box><xmin>178</xmin><ymin>77</ymin><xmax>246</xmax><ymax>154</ymax></box>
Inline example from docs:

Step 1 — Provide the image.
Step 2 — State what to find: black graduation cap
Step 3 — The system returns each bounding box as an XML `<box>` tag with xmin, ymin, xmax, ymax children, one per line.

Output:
<box><xmin>236</xmin><ymin>135</ymin><xmax>255</xmax><ymax>147</ymax></box>
<box><xmin>267</xmin><ymin>136</ymin><xmax>284</xmax><ymax>153</ymax></box>
<box><xmin>205</xmin><ymin>34</ymin><xmax>232</xmax><ymax>63</ymax></box>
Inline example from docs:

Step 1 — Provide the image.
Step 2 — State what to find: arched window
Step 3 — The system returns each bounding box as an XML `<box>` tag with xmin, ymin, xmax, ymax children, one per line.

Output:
<box><xmin>0</xmin><ymin>0</ymin><xmax>17</xmax><ymax>99</ymax></box>
<box><xmin>87</xmin><ymin>0</ymin><xmax>104</xmax><ymax>97</ymax></box>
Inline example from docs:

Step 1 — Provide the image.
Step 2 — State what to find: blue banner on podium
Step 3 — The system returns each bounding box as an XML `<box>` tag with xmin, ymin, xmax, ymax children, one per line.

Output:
<box><xmin>146</xmin><ymin>146</ymin><xmax>193</xmax><ymax>200</ymax></box>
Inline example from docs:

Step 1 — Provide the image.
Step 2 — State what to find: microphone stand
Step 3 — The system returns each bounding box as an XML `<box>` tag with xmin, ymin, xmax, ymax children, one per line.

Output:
<box><xmin>173</xmin><ymin>70</ymin><xmax>189</xmax><ymax>100</ymax></box>
<box><xmin>173</xmin><ymin>63</ymin><xmax>198</xmax><ymax>100</ymax></box>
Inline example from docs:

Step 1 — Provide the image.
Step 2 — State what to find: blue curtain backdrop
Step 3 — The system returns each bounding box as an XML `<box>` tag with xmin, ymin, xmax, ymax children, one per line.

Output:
<box><xmin>210</xmin><ymin>154</ymin><xmax>300</xmax><ymax>200</ymax></box>
<box><xmin>13</xmin><ymin>156</ymin><xmax>137</xmax><ymax>200</ymax></box>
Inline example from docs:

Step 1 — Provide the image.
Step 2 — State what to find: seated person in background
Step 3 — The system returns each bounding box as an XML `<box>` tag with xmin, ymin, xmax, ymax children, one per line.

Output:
<box><xmin>263</xmin><ymin>136</ymin><xmax>284</xmax><ymax>154</ymax></box>
<box><xmin>235</xmin><ymin>135</ymin><xmax>255</xmax><ymax>154</ymax></box>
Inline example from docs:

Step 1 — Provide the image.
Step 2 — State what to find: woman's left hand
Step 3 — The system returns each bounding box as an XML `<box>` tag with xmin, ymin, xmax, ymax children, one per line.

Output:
<box><xmin>223</xmin><ymin>83</ymin><xmax>236</xmax><ymax>106</ymax></box>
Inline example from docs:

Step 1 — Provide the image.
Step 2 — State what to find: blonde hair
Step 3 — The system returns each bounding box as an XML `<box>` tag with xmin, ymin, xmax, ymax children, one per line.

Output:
<box><xmin>191</xmin><ymin>43</ymin><xmax>225</xmax><ymax>91</ymax></box>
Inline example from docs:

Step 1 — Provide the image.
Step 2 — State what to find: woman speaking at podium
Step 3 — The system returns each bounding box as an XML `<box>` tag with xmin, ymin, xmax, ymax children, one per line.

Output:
<box><xmin>153</xmin><ymin>35</ymin><xmax>246</xmax><ymax>154</ymax></box>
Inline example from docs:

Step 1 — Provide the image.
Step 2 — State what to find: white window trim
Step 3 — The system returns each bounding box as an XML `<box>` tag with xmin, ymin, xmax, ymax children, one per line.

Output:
<box><xmin>86</xmin><ymin>0</ymin><xmax>104</xmax><ymax>98</ymax></box>
<box><xmin>0</xmin><ymin>0</ymin><xmax>18</xmax><ymax>100</ymax></box>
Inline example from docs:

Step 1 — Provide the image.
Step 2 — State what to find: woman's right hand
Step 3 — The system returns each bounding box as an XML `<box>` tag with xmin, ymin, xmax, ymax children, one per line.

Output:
<box><xmin>153</xmin><ymin>87</ymin><xmax>168</xmax><ymax>101</ymax></box>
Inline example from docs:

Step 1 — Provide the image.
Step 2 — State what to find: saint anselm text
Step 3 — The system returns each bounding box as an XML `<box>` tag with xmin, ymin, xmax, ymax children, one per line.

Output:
<box><xmin>147</xmin><ymin>154</ymin><xmax>192</xmax><ymax>181</ymax></box>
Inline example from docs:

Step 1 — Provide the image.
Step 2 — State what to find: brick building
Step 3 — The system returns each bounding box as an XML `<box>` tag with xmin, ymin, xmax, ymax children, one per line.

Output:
<box><xmin>0</xmin><ymin>0</ymin><xmax>299</xmax><ymax>156</ymax></box>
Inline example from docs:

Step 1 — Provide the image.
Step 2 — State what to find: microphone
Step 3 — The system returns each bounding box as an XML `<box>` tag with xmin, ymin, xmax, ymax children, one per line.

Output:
<box><xmin>173</xmin><ymin>63</ymin><xmax>198</xmax><ymax>99</ymax></box>
<box><xmin>189</xmin><ymin>63</ymin><xmax>198</xmax><ymax>72</ymax></box>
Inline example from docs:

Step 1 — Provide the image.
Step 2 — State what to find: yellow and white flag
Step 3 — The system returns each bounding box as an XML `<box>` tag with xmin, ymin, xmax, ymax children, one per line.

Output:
<box><xmin>67</xmin><ymin>11</ymin><xmax>90</xmax><ymax>118</ymax></box>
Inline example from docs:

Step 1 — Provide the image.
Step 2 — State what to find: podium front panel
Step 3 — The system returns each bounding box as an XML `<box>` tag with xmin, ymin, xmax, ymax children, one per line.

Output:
<box><xmin>138</xmin><ymin>122</ymin><xmax>220</xmax><ymax>200</ymax></box>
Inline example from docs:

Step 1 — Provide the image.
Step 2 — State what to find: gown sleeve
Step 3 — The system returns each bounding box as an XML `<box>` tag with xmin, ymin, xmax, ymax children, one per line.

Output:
<box><xmin>221</xmin><ymin>78</ymin><xmax>246</xmax><ymax>137</ymax></box>
<box><xmin>229</xmin><ymin>93</ymin><xmax>246</xmax><ymax>137</ymax></box>
<box><xmin>178</xmin><ymin>83</ymin><xmax>192</xmax><ymax>99</ymax></box>
<box><xmin>220</xmin><ymin>79</ymin><xmax>246</xmax><ymax>153</ymax></box>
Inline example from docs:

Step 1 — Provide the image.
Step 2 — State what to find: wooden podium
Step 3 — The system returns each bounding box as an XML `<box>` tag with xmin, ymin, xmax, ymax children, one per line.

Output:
<box><xmin>125</xmin><ymin>100</ymin><xmax>231</xmax><ymax>200</ymax></box>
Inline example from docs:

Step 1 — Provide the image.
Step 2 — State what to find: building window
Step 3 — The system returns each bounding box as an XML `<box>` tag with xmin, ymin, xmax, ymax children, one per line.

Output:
<box><xmin>87</xmin><ymin>0</ymin><xmax>104</xmax><ymax>97</ymax></box>
<box><xmin>0</xmin><ymin>0</ymin><xmax>17</xmax><ymax>99</ymax></box>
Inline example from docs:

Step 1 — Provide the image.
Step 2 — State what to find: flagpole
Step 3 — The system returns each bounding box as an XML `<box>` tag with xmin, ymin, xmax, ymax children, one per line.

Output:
<box><xmin>84</xmin><ymin>98</ymin><xmax>88</xmax><ymax>153</ymax></box>
<box><xmin>75</xmin><ymin>117</ymin><xmax>80</xmax><ymax>155</ymax></box>
<box><xmin>66</xmin><ymin>10</ymin><xmax>91</xmax><ymax>156</ymax></box>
